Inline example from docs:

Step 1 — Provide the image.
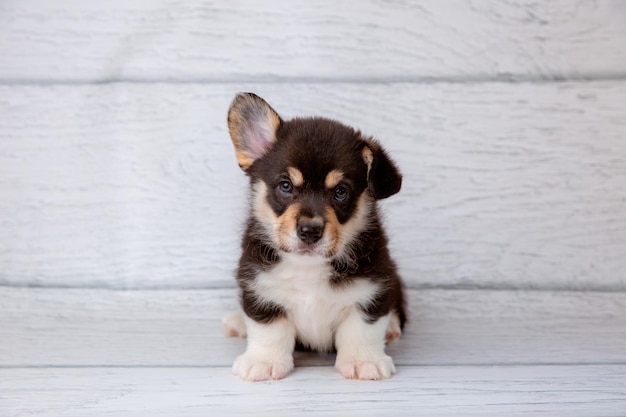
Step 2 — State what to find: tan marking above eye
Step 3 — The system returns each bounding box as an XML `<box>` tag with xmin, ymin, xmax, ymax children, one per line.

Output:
<box><xmin>325</xmin><ymin>169</ymin><xmax>345</xmax><ymax>189</ymax></box>
<box><xmin>286</xmin><ymin>167</ymin><xmax>304</xmax><ymax>187</ymax></box>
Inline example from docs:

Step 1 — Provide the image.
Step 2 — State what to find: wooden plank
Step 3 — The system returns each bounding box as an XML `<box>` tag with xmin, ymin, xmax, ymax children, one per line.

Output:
<box><xmin>1</xmin><ymin>365</ymin><xmax>625</xmax><ymax>416</ymax></box>
<box><xmin>1</xmin><ymin>82</ymin><xmax>625</xmax><ymax>289</ymax></box>
<box><xmin>2</xmin><ymin>288</ymin><xmax>625</xmax><ymax>367</ymax></box>
<box><xmin>1</xmin><ymin>1</ymin><xmax>626</xmax><ymax>82</ymax></box>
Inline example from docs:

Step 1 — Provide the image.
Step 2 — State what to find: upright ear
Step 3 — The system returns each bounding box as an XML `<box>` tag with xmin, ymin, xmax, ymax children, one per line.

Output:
<box><xmin>227</xmin><ymin>93</ymin><xmax>282</xmax><ymax>171</ymax></box>
<box><xmin>362</xmin><ymin>139</ymin><xmax>402</xmax><ymax>199</ymax></box>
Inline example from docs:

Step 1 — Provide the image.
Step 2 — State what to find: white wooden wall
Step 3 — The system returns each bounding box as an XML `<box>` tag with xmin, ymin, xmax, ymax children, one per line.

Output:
<box><xmin>1</xmin><ymin>1</ymin><xmax>625</xmax><ymax>291</ymax></box>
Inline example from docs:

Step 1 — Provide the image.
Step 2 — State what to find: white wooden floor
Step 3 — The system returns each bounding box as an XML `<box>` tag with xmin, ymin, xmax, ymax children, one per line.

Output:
<box><xmin>2</xmin><ymin>287</ymin><xmax>625</xmax><ymax>416</ymax></box>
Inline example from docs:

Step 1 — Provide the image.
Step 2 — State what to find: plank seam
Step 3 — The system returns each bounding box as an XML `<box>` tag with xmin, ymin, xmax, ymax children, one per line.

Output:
<box><xmin>2</xmin><ymin>283</ymin><xmax>625</xmax><ymax>293</ymax></box>
<box><xmin>3</xmin><ymin>73</ymin><xmax>626</xmax><ymax>87</ymax></box>
<box><xmin>2</xmin><ymin>362</ymin><xmax>626</xmax><ymax>369</ymax></box>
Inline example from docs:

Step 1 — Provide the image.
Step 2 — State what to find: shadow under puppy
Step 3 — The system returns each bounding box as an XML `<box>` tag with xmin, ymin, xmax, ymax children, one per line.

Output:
<box><xmin>223</xmin><ymin>93</ymin><xmax>406</xmax><ymax>381</ymax></box>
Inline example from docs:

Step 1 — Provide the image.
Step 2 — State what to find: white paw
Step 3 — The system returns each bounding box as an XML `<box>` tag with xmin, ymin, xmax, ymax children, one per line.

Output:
<box><xmin>233</xmin><ymin>352</ymin><xmax>294</xmax><ymax>381</ymax></box>
<box><xmin>222</xmin><ymin>310</ymin><xmax>247</xmax><ymax>338</ymax></box>
<box><xmin>335</xmin><ymin>353</ymin><xmax>396</xmax><ymax>380</ymax></box>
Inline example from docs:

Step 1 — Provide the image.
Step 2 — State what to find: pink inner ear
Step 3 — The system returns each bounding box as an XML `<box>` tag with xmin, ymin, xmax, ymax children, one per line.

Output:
<box><xmin>248</xmin><ymin>131</ymin><xmax>272</xmax><ymax>159</ymax></box>
<box><xmin>244</xmin><ymin>117</ymin><xmax>275</xmax><ymax>160</ymax></box>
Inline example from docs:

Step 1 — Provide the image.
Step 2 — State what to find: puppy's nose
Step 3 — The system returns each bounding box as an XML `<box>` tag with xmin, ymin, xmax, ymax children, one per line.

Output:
<box><xmin>297</xmin><ymin>219</ymin><xmax>323</xmax><ymax>244</ymax></box>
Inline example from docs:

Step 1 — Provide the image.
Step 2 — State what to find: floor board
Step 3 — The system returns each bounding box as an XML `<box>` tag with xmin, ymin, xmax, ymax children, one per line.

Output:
<box><xmin>1</xmin><ymin>365</ymin><xmax>625</xmax><ymax>416</ymax></box>
<box><xmin>2</xmin><ymin>287</ymin><xmax>625</xmax><ymax>367</ymax></box>
<box><xmin>2</xmin><ymin>287</ymin><xmax>625</xmax><ymax>415</ymax></box>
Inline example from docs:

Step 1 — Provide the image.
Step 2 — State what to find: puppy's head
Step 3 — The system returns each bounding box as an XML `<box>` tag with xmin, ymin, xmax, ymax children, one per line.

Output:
<box><xmin>228</xmin><ymin>93</ymin><xmax>401</xmax><ymax>259</ymax></box>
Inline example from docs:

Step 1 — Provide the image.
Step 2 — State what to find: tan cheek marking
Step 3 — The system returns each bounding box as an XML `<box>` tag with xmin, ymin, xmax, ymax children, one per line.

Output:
<box><xmin>325</xmin><ymin>169</ymin><xmax>344</xmax><ymax>189</ymax></box>
<box><xmin>324</xmin><ymin>206</ymin><xmax>341</xmax><ymax>256</ymax></box>
<box><xmin>333</xmin><ymin>192</ymin><xmax>373</xmax><ymax>257</ymax></box>
<box><xmin>287</xmin><ymin>167</ymin><xmax>304</xmax><ymax>187</ymax></box>
<box><xmin>252</xmin><ymin>181</ymin><xmax>280</xmax><ymax>244</ymax></box>
<box><xmin>276</xmin><ymin>203</ymin><xmax>301</xmax><ymax>250</ymax></box>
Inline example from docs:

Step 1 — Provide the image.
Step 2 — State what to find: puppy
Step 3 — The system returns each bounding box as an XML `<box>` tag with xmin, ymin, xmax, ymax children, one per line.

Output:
<box><xmin>223</xmin><ymin>93</ymin><xmax>406</xmax><ymax>381</ymax></box>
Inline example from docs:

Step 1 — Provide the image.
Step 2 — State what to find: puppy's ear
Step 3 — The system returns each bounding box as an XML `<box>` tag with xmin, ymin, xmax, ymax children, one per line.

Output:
<box><xmin>362</xmin><ymin>140</ymin><xmax>402</xmax><ymax>199</ymax></box>
<box><xmin>227</xmin><ymin>93</ymin><xmax>282</xmax><ymax>171</ymax></box>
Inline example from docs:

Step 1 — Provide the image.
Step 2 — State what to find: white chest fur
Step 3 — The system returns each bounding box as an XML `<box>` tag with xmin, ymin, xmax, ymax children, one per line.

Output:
<box><xmin>252</xmin><ymin>253</ymin><xmax>378</xmax><ymax>351</ymax></box>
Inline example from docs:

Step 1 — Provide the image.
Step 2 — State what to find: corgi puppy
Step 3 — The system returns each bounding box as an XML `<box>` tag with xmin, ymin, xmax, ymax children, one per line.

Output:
<box><xmin>223</xmin><ymin>93</ymin><xmax>406</xmax><ymax>381</ymax></box>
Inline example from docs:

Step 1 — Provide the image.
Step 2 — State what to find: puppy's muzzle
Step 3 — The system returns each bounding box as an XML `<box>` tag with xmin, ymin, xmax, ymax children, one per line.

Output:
<box><xmin>297</xmin><ymin>218</ymin><xmax>324</xmax><ymax>244</ymax></box>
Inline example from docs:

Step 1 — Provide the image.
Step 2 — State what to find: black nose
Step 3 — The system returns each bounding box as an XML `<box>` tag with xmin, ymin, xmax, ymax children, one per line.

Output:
<box><xmin>297</xmin><ymin>219</ymin><xmax>323</xmax><ymax>244</ymax></box>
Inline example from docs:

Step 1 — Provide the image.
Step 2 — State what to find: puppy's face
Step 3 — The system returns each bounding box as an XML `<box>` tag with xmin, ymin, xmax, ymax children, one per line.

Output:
<box><xmin>228</xmin><ymin>93</ymin><xmax>401</xmax><ymax>260</ymax></box>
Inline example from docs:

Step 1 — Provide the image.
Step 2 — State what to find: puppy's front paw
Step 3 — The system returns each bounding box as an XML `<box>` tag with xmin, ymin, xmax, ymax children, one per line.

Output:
<box><xmin>335</xmin><ymin>353</ymin><xmax>396</xmax><ymax>380</ymax></box>
<box><xmin>233</xmin><ymin>352</ymin><xmax>294</xmax><ymax>381</ymax></box>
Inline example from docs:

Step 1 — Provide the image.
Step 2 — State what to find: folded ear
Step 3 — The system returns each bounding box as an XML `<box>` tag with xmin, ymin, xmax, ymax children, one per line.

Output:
<box><xmin>227</xmin><ymin>93</ymin><xmax>282</xmax><ymax>171</ymax></box>
<box><xmin>362</xmin><ymin>140</ymin><xmax>402</xmax><ymax>199</ymax></box>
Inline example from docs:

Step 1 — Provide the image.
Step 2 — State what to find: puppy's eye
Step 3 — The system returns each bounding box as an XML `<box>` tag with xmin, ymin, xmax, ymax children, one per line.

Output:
<box><xmin>278</xmin><ymin>180</ymin><xmax>293</xmax><ymax>195</ymax></box>
<box><xmin>333</xmin><ymin>186</ymin><xmax>349</xmax><ymax>202</ymax></box>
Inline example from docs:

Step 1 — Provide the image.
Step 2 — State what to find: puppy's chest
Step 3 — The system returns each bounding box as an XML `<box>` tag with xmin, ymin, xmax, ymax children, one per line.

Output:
<box><xmin>254</xmin><ymin>254</ymin><xmax>377</xmax><ymax>349</ymax></box>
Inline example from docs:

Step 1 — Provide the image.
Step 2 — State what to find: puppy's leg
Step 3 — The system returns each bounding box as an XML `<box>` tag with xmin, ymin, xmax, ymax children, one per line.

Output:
<box><xmin>233</xmin><ymin>315</ymin><xmax>296</xmax><ymax>381</ymax></box>
<box><xmin>335</xmin><ymin>308</ymin><xmax>396</xmax><ymax>380</ymax></box>
<box><xmin>222</xmin><ymin>309</ymin><xmax>247</xmax><ymax>338</ymax></box>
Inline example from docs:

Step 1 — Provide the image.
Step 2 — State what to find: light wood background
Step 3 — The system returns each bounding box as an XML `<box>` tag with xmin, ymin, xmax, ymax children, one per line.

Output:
<box><xmin>1</xmin><ymin>0</ymin><xmax>625</xmax><ymax>291</ymax></box>
<box><xmin>3</xmin><ymin>3</ymin><xmax>626</xmax><ymax>415</ymax></box>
